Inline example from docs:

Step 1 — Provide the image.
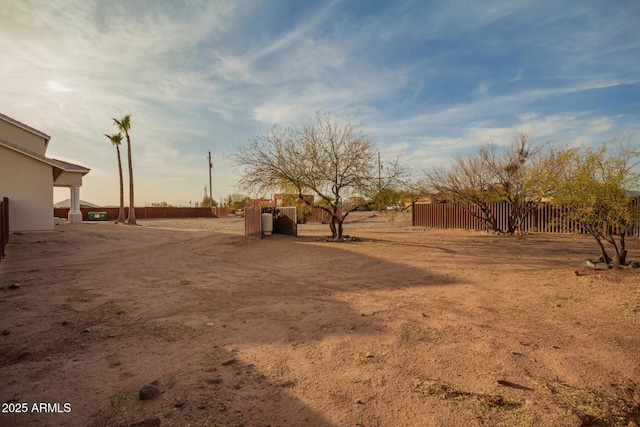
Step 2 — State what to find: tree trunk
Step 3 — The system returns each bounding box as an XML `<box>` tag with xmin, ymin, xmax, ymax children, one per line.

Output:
<box><xmin>592</xmin><ymin>234</ymin><xmax>611</xmax><ymax>264</ymax></box>
<box><xmin>329</xmin><ymin>217</ymin><xmax>338</xmax><ymax>238</ymax></box>
<box><xmin>610</xmin><ymin>233</ymin><xmax>627</xmax><ymax>265</ymax></box>
<box><xmin>116</xmin><ymin>147</ymin><xmax>126</xmax><ymax>223</ymax></box>
<box><xmin>125</xmin><ymin>132</ymin><xmax>136</xmax><ymax>225</ymax></box>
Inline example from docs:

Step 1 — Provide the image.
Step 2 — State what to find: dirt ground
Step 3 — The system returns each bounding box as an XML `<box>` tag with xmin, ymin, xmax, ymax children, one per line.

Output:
<box><xmin>1</xmin><ymin>212</ymin><xmax>639</xmax><ymax>427</ymax></box>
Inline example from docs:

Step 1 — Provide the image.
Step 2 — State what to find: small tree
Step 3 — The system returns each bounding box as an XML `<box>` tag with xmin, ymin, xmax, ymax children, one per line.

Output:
<box><xmin>426</xmin><ymin>131</ymin><xmax>546</xmax><ymax>233</ymax></box>
<box><xmin>223</xmin><ymin>194</ymin><xmax>246</xmax><ymax>212</ymax></box>
<box><xmin>150</xmin><ymin>201</ymin><xmax>174</xmax><ymax>207</ymax></box>
<box><xmin>200</xmin><ymin>196</ymin><xmax>218</xmax><ymax>207</ymax></box>
<box><xmin>104</xmin><ymin>132</ymin><xmax>126</xmax><ymax>223</ymax></box>
<box><xmin>547</xmin><ymin>138</ymin><xmax>640</xmax><ymax>265</ymax></box>
<box><xmin>234</xmin><ymin>111</ymin><xmax>406</xmax><ymax>239</ymax></box>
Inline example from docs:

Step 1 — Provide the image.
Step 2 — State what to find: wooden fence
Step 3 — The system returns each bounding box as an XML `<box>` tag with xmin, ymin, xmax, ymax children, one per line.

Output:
<box><xmin>244</xmin><ymin>206</ymin><xmax>298</xmax><ymax>238</ymax></box>
<box><xmin>54</xmin><ymin>206</ymin><xmax>226</xmax><ymax>221</ymax></box>
<box><xmin>0</xmin><ymin>197</ymin><xmax>8</xmax><ymax>265</ymax></box>
<box><xmin>245</xmin><ymin>206</ymin><xmax>262</xmax><ymax>238</ymax></box>
<box><xmin>413</xmin><ymin>201</ymin><xmax>640</xmax><ymax>236</ymax></box>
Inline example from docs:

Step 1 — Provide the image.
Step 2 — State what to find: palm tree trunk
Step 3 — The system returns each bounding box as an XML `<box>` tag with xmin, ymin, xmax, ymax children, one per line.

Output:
<box><xmin>116</xmin><ymin>147</ymin><xmax>126</xmax><ymax>223</ymax></box>
<box><xmin>125</xmin><ymin>132</ymin><xmax>137</xmax><ymax>225</ymax></box>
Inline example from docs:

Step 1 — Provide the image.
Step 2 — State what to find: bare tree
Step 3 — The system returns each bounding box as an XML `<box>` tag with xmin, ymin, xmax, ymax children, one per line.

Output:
<box><xmin>234</xmin><ymin>111</ymin><xmax>407</xmax><ymax>239</ymax></box>
<box><xmin>426</xmin><ymin>131</ymin><xmax>547</xmax><ymax>233</ymax></box>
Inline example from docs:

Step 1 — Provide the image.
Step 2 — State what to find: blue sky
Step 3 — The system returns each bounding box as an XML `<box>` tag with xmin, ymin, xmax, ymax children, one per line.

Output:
<box><xmin>1</xmin><ymin>0</ymin><xmax>639</xmax><ymax>206</ymax></box>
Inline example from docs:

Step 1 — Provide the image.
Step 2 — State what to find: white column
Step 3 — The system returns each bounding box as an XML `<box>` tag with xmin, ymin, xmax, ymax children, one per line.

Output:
<box><xmin>67</xmin><ymin>185</ymin><xmax>83</xmax><ymax>224</ymax></box>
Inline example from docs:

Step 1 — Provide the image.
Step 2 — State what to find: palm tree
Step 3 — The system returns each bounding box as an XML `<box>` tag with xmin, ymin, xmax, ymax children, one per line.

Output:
<box><xmin>104</xmin><ymin>132</ymin><xmax>126</xmax><ymax>223</ymax></box>
<box><xmin>113</xmin><ymin>114</ymin><xmax>136</xmax><ymax>225</ymax></box>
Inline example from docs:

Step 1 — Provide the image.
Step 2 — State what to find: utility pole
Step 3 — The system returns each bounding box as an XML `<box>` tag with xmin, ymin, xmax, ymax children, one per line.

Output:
<box><xmin>208</xmin><ymin>151</ymin><xmax>213</xmax><ymax>208</ymax></box>
<box><xmin>377</xmin><ymin>151</ymin><xmax>382</xmax><ymax>192</ymax></box>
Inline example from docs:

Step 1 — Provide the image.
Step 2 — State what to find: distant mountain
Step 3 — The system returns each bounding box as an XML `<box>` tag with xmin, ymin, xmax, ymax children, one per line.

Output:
<box><xmin>54</xmin><ymin>199</ymin><xmax>101</xmax><ymax>208</ymax></box>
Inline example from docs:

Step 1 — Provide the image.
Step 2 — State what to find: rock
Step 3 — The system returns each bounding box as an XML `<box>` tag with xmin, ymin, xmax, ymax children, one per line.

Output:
<box><xmin>495</xmin><ymin>375</ymin><xmax>508</xmax><ymax>385</ymax></box>
<box><xmin>585</xmin><ymin>260</ymin><xmax>595</xmax><ymax>268</ymax></box>
<box><xmin>221</xmin><ymin>357</ymin><xmax>237</xmax><ymax>366</ymax></box>
<box><xmin>139</xmin><ymin>384</ymin><xmax>162</xmax><ymax>401</ymax></box>
<box><xmin>595</xmin><ymin>263</ymin><xmax>610</xmax><ymax>270</ymax></box>
<box><xmin>9</xmin><ymin>283</ymin><xmax>21</xmax><ymax>289</ymax></box>
<box><xmin>628</xmin><ymin>261</ymin><xmax>640</xmax><ymax>269</ymax></box>
<box><xmin>1</xmin><ymin>330</ymin><xmax>10</xmax><ymax>335</ymax></box>
<box><xmin>355</xmin><ymin>398</ymin><xmax>365</xmax><ymax>404</ymax></box>
<box><xmin>80</xmin><ymin>328</ymin><xmax>91</xmax><ymax>333</ymax></box>
<box><xmin>173</xmin><ymin>400</ymin><xmax>187</xmax><ymax>408</ymax></box>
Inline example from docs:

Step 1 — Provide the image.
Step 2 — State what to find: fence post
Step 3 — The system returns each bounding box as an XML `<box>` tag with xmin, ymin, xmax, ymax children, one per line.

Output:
<box><xmin>1</xmin><ymin>197</ymin><xmax>9</xmax><ymax>262</ymax></box>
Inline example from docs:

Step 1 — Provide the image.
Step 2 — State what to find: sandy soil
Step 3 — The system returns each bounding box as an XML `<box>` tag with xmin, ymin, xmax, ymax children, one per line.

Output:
<box><xmin>1</xmin><ymin>212</ymin><xmax>639</xmax><ymax>427</ymax></box>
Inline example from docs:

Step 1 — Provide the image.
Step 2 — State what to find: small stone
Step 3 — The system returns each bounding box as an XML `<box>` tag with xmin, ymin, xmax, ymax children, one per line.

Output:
<box><xmin>163</xmin><ymin>409</ymin><xmax>175</xmax><ymax>418</ymax></box>
<box><xmin>496</xmin><ymin>375</ymin><xmax>508</xmax><ymax>385</ymax></box>
<box><xmin>139</xmin><ymin>384</ymin><xmax>162</xmax><ymax>401</ymax></box>
<box><xmin>221</xmin><ymin>358</ymin><xmax>237</xmax><ymax>366</ymax></box>
<box><xmin>173</xmin><ymin>400</ymin><xmax>187</xmax><ymax>408</ymax></box>
<box><xmin>595</xmin><ymin>263</ymin><xmax>609</xmax><ymax>270</ymax></box>
<box><xmin>585</xmin><ymin>260</ymin><xmax>595</xmax><ymax>268</ymax></box>
<box><xmin>80</xmin><ymin>328</ymin><xmax>91</xmax><ymax>333</ymax></box>
<box><xmin>1</xmin><ymin>330</ymin><xmax>10</xmax><ymax>335</ymax></box>
<box><xmin>355</xmin><ymin>398</ymin><xmax>365</xmax><ymax>404</ymax></box>
<box><xmin>9</xmin><ymin>283</ymin><xmax>21</xmax><ymax>289</ymax></box>
<box><xmin>61</xmin><ymin>321</ymin><xmax>68</xmax><ymax>326</ymax></box>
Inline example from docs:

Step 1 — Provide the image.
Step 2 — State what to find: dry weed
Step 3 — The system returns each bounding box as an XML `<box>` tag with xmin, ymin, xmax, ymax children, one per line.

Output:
<box><xmin>528</xmin><ymin>376</ymin><xmax>640</xmax><ymax>426</ymax></box>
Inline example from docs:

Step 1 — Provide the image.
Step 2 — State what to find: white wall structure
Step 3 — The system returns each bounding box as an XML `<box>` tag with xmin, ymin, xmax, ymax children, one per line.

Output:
<box><xmin>0</xmin><ymin>113</ymin><xmax>90</xmax><ymax>231</ymax></box>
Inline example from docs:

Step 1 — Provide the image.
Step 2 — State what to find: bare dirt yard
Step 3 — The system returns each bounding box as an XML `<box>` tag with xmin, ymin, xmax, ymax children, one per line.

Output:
<box><xmin>1</xmin><ymin>212</ymin><xmax>639</xmax><ymax>427</ymax></box>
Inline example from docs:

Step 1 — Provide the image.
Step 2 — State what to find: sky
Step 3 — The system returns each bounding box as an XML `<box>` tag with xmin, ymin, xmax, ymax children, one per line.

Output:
<box><xmin>1</xmin><ymin>0</ymin><xmax>639</xmax><ymax>207</ymax></box>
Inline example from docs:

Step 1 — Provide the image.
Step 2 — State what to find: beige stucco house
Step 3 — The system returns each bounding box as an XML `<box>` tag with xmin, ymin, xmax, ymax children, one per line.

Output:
<box><xmin>0</xmin><ymin>112</ymin><xmax>90</xmax><ymax>232</ymax></box>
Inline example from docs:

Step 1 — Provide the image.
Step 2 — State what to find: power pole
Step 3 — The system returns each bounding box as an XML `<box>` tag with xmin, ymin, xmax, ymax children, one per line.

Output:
<box><xmin>377</xmin><ymin>151</ymin><xmax>382</xmax><ymax>192</ymax></box>
<box><xmin>208</xmin><ymin>151</ymin><xmax>213</xmax><ymax>208</ymax></box>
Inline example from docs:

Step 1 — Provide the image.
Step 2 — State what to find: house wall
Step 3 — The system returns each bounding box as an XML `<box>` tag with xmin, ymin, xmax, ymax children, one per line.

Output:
<box><xmin>0</xmin><ymin>146</ymin><xmax>54</xmax><ymax>231</ymax></box>
<box><xmin>0</xmin><ymin>119</ymin><xmax>48</xmax><ymax>156</ymax></box>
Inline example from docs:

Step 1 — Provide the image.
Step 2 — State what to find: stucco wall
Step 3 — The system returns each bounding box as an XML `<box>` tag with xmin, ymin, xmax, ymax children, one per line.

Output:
<box><xmin>0</xmin><ymin>119</ymin><xmax>48</xmax><ymax>156</ymax></box>
<box><xmin>0</xmin><ymin>146</ymin><xmax>54</xmax><ymax>231</ymax></box>
<box><xmin>54</xmin><ymin>171</ymin><xmax>83</xmax><ymax>186</ymax></box>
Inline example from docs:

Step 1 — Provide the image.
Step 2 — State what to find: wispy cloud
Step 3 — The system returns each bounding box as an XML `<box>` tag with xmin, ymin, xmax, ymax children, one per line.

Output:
<box><xmin>509</xmin><ymin>69</ymin><xmax>524</xmax><ymax>83</ymax></box>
